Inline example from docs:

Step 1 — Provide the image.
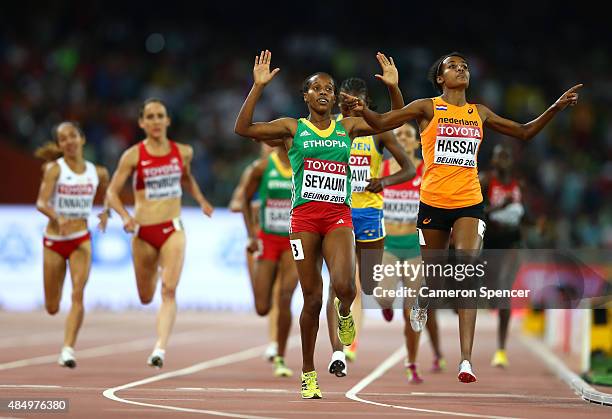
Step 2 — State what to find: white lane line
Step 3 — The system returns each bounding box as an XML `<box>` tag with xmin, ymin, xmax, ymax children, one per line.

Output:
<box><xmin>345</xmin><ymin>346</ymin><xmax>523</xmax><ymax>419</ymax></box>
<box><xmin>103</xmin><ymin>337</ymin><xmax>298</xmax><ymax>419</ymax></box>
<box><xmin>0</xmin><ymin>329</ymin><xmax>205</xmax><ymax>371</ymax></box>
<box><xmin>0</xmin><ymin>384</ymin><xmax>577</xmax><ymax>401</ymax></box>
<box><xmin>520</xmin><ymin>335</ymin><xmax>612</xmax><ymax>406</ymax></box>
<box><xmin>130</xmin><ymin>398</ymin><xmax>217</xmax><ymax>401</ymax></box>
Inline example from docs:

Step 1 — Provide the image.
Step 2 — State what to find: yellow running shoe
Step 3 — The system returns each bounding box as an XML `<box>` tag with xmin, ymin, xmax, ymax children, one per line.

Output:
<box><xmin>431</xmin><ymin>356</ymin><xmax>447</xmax><ymax>372</ymax></box>
<box><xmin>344</xmin><ymin>339</ymin><xmax>358</xmax><ymax>362</ymax></box>
<box><xmin>273</xmin><ymin>356</ymin><xmax>293</xmax><ymax>377</ymax></box>
<box><xmin>301</xmin><ymin>371</ymin><xmax>322</xmax><ymax>399</ymax></box>
<box><xmin>491</xmin><ymin>349</ymin><xmax>509</xmax><ymax>368</ymax></box>
<box><xmin>334</xmin><ymin>298</ymin><xmax>355</xmax><ymax>346</ymax></box>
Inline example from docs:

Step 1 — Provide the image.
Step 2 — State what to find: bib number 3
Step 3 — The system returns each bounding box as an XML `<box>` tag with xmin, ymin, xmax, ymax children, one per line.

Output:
<box><xmin>289</xmin><ymin>239</ymin><xmax>305</xmax><ymax>260</ymax></box>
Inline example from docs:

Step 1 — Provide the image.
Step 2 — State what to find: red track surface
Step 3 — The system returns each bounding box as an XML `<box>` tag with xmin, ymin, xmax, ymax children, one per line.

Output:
<box><xmin>0</xmin><ymin>311</ymin><xmax>609</xmax><ymax>418</ymax></box>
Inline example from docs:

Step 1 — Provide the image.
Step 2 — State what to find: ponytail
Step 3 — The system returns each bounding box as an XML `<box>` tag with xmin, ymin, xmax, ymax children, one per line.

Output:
<box><xmin>34</xmin><ymin>142</ymin><xmax>63</xmax><ymax>162</ymax></box>
<box><xmin>34</xmin><ymin>121</ymin><xmax>86</xmax><ymax>163</ymax></box>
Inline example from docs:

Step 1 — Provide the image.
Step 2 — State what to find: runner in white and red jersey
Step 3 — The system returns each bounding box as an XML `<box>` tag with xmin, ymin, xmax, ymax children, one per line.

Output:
<box><xmin>106</xmin><ymin>98</ymin><xmax>213</xmax><ymax>369</ymax></box>
<box><xmin>35</xmin><ymin>121</ymin><xmax>110</xmax><ymax>368</ymax></box>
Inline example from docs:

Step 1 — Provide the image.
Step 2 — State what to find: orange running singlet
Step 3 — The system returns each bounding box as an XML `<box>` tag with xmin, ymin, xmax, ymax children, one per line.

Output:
<box><xmin>420</xmin><ymin>97</ymin><xmax>484</xmax><ymax>209</ymax></box>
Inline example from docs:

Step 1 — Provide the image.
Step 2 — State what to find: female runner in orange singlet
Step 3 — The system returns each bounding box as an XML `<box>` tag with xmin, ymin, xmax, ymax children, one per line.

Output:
<box><xmin>342</xmin><ymin>52</ymin><xmax>582</xmax><ymax>382</ymax></box>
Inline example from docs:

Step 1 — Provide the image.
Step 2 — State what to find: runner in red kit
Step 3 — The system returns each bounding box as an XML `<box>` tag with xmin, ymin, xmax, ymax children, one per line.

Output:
<box><xmin>481</xmin><ymin>144</ymin><xmax>525</xmax><ymax>369</ymax></box>
<box><xmin>106</xmin><ymin>99</ymin><xmax>213</xmax><ymax>368</ymax></box>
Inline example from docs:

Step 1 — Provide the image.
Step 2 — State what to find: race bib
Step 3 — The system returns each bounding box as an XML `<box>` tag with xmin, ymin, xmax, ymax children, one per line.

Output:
<box><xmin>143</xmin><ymin>161</ymin><xmax>183</xmax><ymax>200</ymax></box>
<box><xmin>264</xmin><ymin>199</ymin><xmax>291</xmax><ymax>233</ymax></box>
<box><xmin>349</xmin><ymin>155</ymin><xmax>371</xmax><ymax>193</ymax></box>
<box><xmin>301</xmin><ymin>158</ymin><xmax>347</xmax><ymax>204</ymax></box>
<box><xmin>56</xmin><ymin>184</ymin><xmax>95</xmax><ymax>219</ymax></box>
<box><xmin>383</xmin><ymin>189</ymin><xmax>420</xmax><ymax>222</ymax></box>
<box><xmin>434</xmin><ymin>124</ymin><xmax>481</xmax><ymax>168</ymax></box>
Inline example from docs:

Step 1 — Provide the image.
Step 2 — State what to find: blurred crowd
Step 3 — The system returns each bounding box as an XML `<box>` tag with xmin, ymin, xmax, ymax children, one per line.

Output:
<box><xmin>1</xmin><ymin>4</ymin><xmax>610</xmax><ymax>249</ymax></box>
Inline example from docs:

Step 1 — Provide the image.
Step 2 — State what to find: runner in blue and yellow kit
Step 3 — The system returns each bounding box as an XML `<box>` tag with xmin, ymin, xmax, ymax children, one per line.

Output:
<box><xmin>326</xmin><ymin>71</ymin><xmax>414</xmax><ymax>376</ymax></box>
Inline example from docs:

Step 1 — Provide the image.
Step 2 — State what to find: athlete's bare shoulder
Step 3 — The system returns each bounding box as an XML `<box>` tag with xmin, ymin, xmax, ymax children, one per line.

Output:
<box><xmin>278</xmin><ymin>117</ymin><xmax>299</xmax><ymax>131</ymax></box>
<box><xmin>119</xmin><ymin>145</ymin><xmax>140</xmax><ymax>168</ymax></box>
<box><xmin>407</xmin><ymin>97</ymin><xmax>436</xmax><ymax>129</ymax></box>
<box><xmin>474</xmin><ymin>103</ymin><xmax>491</xmax><ymax>121</ymax></box>
<box><xmin>174</xmin><ymin>142</ymin><xmax>194</xmax><ymax>160</ymax></box>
<box><xmin>415</xmin><ymin>98</ymin><xmax>435</xmax><ymax>119</ymax></box>
<box><xmin>43</xmin><ymin>161</ymin><xmax>61</xmax><ymax>178</ymax></box>
<box><xmin>414</xmin><ymin>98</ymin><xmax>435</xmax><ymax>107</ymax></box>
<box><xmin>174</xmin><ymin>141</ymin><xmax>191</xmax><ymax>152</ymax></box>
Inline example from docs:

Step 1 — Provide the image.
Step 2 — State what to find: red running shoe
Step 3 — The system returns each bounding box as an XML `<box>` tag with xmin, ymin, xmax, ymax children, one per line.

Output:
<box><xmin>382</xmin><ymin>308</ymin><xmax>394</xmax><ymax>322</ymax></box>
<box><xmin>457</xmin><ymin>360</ymin><xmax>477</xmax><ymax>383</ymax></box>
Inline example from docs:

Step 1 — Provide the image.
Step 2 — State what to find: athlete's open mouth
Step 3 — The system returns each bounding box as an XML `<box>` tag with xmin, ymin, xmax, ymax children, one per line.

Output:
<box><xmin>317</xmin><ymin>98</ymin><xmax>329</xmax><ymax>104</ymax></box>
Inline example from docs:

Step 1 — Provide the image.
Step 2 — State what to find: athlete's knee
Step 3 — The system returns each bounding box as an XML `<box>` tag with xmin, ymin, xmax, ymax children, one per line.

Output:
<box><xmin>71</xmin><ymin>288</ymin><xmax>85</xmax><ymax>304</ymax></box>
<box><xmin>138</xmin><ymin>290</ymin><xmax>155</xmax><ymax>305</ymax></box>
<box><xmin>302</xmin><ymin>292</ymin><xmax>323</xmax><ymax>315</ymax></box>
<box><xmin>161</xmin><ymin>283</ymin><xmax>177</xmax><ymax>301</ymax></box>
<box><xmin>332</xmin><ymin>279</ymin><xmax>355</xmax><ymax>302</ymax></box>
<box><xmin>279</xmin><ymin>288</ymin><xmax>294</xmax><ymax>306</ymax></box>
<box><xmin>46</xmin><ymin>301</ymin><xmax>60</xmax><ymax>315</ymax></box>
<box><xmin>136</xmin><ymin>272</ymin><xmax>157</xmax><ymax>304</ymax></box>
<box><xmin>255</xmin><ymin>300</ymin><xmax>271</xmax><ymax>316</ymax></box>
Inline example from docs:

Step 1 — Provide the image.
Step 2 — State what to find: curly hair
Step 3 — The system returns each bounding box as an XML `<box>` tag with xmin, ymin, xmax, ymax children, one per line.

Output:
<box><xmin>339</xmin><ymin>77</ymin><xmax>377</xmax><ymax>110</ymax></box>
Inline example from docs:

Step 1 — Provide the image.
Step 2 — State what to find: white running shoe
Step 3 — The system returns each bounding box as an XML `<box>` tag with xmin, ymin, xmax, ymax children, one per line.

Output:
<box><xmin>328</xmin><ymin>350</ymin><xmax>347</xmax><ymax>377</ymax></box>
<box><xmin>457</xmin><ymin>360</ymin><xmax>477</xmax><ymax>383</ymax></box>
<box><xmin>147</xmin><ymin>348</ymin><xmax>165</xmax><ymax>369</ymax></box>
<box><xmin>58</xmin><ymin>346</ymin><xmax>76</xmax><ymax>368</ymax></box>
<box><xmin>263</xmin><ymin>342</ymin><xmax>278</xmax><ymax>362</ymax></box>
<box><xmin>410</xmin><ymin>306</ymin><xmax>427</xmax><ymax>332</ymax></box>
